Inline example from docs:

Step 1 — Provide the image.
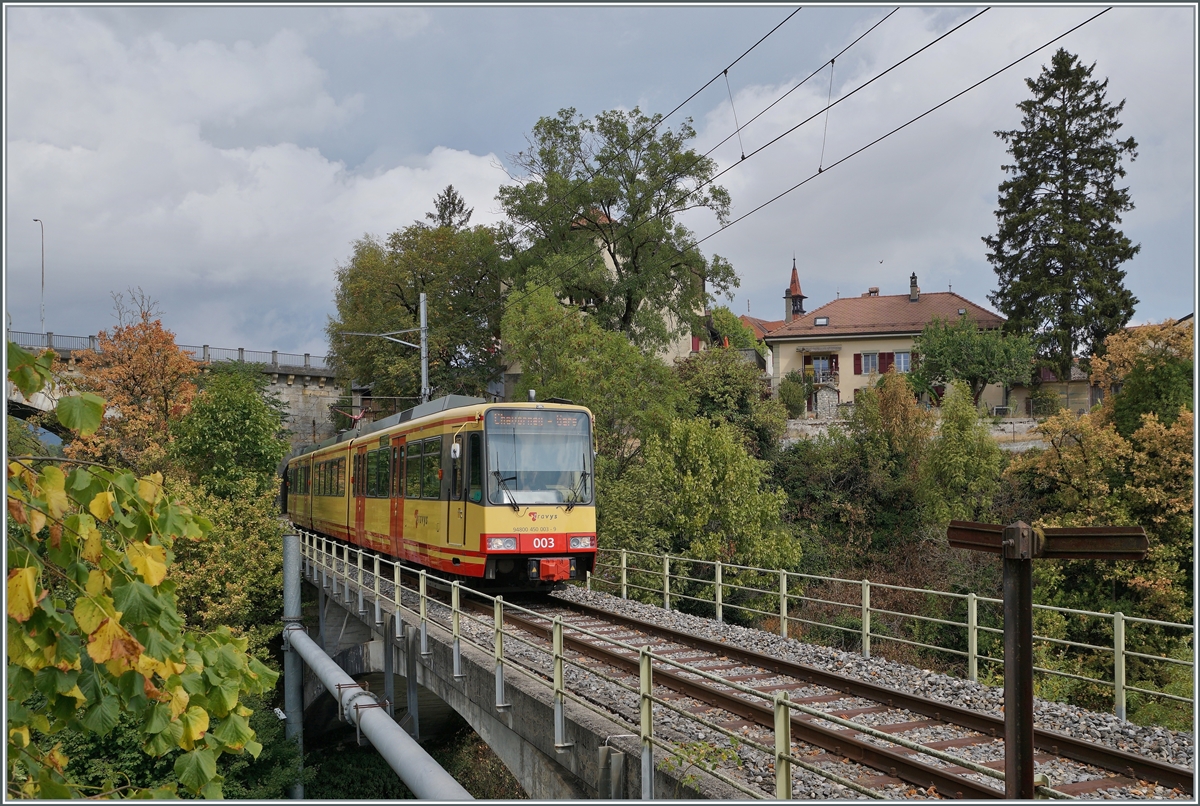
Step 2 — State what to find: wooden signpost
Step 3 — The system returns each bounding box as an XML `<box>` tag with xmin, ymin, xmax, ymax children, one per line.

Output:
<box><xmin>946</xmin><ymin>520</ymin><xmax>1148</xmax><ymax>799</ymax></box>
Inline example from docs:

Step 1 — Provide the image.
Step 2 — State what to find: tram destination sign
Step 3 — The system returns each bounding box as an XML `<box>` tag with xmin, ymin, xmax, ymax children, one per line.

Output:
<box><xmin>488</xmin><ymin>410</ymin><xmax>586</xmax><ymax>430</ymax></box>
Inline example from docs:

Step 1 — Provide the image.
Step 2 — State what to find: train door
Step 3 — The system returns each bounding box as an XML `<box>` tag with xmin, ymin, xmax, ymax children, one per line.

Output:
<box><xmin>449</xmin><ymin>433</ymin><xmax>466</xmax><ymax>547</ymax></box>
<box><xmin>353</xmin><ymin>444</ymin><xmax>368</xmax><ymax>546</ymax></box>
<box><xmin>389</xmin><ymin>436</ymin><xmax>406</xmax><ymax>557</ymax></box>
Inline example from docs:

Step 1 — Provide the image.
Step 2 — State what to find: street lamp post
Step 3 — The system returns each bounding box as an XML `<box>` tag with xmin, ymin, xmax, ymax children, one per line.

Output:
<box><xmin>33</xmin><ymin>219</ymin><xmax>44</xmax><ymax>335</ymax></box>
<box><xmin>342</xmin><ymin>292</ymin><xmax>431</xmax><ymax>404</ymax></box>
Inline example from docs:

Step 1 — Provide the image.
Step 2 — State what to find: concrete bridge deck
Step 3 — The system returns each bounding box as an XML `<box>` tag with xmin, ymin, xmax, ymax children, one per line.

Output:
<box><xmin>295</xmin><ymin>536</ymin><xmax>740</xmax><ymax>800</ymax></box>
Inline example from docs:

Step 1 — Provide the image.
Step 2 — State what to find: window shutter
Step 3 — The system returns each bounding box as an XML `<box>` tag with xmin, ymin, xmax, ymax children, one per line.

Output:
<box><xmin>830</xmin><ymin>354</ymin><xmax>839</xmax><ymax>372</ymax></box>
<box><xmin>880</xmin><ymin>352</ymin><xmax>894</xmax><ymax>374</ymax></box>
<box><xmin>853</xmin><ymin>353</ymin><xmax>862</xmax><ymax>375</ymax></box>
<box><xmin>804</xmin><ymin>354</ymin><xmax>813</xmax><ymax>366</ymax></box>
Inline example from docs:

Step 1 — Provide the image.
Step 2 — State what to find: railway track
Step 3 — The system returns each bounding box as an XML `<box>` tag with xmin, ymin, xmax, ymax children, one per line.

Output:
<box><xmin>318</xmin><ymin>543</ymin><xmax>1194</xmax><ymax>800</ymax></box>
<box><xmin>459</xmin><ymin>596</ymin><xmax>1191</xmax><ymax>800</ymax></box>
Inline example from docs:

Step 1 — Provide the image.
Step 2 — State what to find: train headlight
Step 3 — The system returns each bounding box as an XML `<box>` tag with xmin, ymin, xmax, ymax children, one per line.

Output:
<box><xmin>487</xmin><ymin>537</ymin><xmax>517</xmax><ymax>551</ymax></box>
<box><xmin>569</xmin><ymin>535</ymin><xmax>596</xmax><ymax>549</ymax></box>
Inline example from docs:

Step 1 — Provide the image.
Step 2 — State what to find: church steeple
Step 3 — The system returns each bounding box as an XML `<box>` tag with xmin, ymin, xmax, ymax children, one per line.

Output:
<box><xmin>784</xmin><ymin>257</ymin><xmax>806</xmax><ymax>322</ymax></box>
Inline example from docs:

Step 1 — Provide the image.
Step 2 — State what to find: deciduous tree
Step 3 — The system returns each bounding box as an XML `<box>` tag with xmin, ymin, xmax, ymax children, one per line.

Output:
<box><xmin>498</xmin><ymin>106</ymin><xmax>737</xmax><ymax>351</ymax></box>
<box><xmin>921</xmin><ymin>380</ymin><xmax>1002</xmax><ymax>522</ymax></box>
<box><xmin>326</xmin><ymin>204</ymin><xmax>508</xmax><ymax>401</ymax></box>
<box><xmin>169</xmin><ymin>367</ymin><xmax>290</xmax><ymax>499</ymax></box>
<box><xmin>911</xmin><ymin>315</ymin><xmax>1034</xmax><ymax>403</ymax></box>
<box><xmin>66</xmin><ymin>291</ymin><xmax>198</xmax><ymax>475</ymax></box>
<box><xmin>984</xmin><ymin>49</ymin><xmax>1139</xmax><ymax>380</ymax></box>
<box><xmin>674</xmin><ymin>345</ymin><xmax>785</xmax><ymax>460</ymax></box>
<box><xmin>501</xmin><ymin>283</ymin><xmax>684</xmax><ymax>475</ymax></box>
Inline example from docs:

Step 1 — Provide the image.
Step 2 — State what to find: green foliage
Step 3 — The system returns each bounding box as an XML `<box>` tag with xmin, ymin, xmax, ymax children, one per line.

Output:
<box><xmin>658</xmin><ymin>737</ymin><xmax>742</xmax><ymax>797</ymax></box>
<box><xmin>600</xmin><ymin>418</ymin><xmax>799</xmax><ymax>616</ymax></box>
<box><xmin>709</xmin><ymin>306</ymin><xmax>760</xmax><ymax>353</ymax></box>
<box><xmin>53</xmin><ymin>692</ymin><xmax>302</xmax><ymax>798</ymax></box>
<box><xmin>498</xmin><ymin>106</ymin><xmax>737</xmax><ymax>351</ymax></box>
<box><xmin>984</xmin><ymin>48</ymin><xmax>1139</xmax><ymax>381</ymax></box>
<box><xmin>674</xmin><ymin>347</ymin><xmax>786</xmax><ymax>460</ymax></box>
<box><xmin>773</xmin><ymin>372</ymin><xmax>934</xmax><ymax>563</ymax></box>
<box><xmin>327</xmin><ymin>191</ymin><xmax>508</xmax><ymax>399</ymax></box>
<box><xmin>168</xmin><ymin>484</ymin><xmax>285</xmax><ymax>659</ymax></box>
<box><xmin>7</xmin><ymin>341</ymin><xmax>278</xmax><ymax>799</ymax></box>
<box><xmin>303</xmin><ymin>725</ymin><xmax>525</xmax><ymax>800</ymax></box>
<box><xmin>922</xmin><ymin>381</ymin><xmax>1002</xmax><ymax>522</ymax></box>
<box><xmin>777</xmin><ymin>369</ymin><xmax>811</xmax><ymax>419</ymax></box>
<box><xmin>304</xmin><ymin>744</ymin><xmax>412</xmax><ymax>799</ymax></box>
<box><xmin>911</xmin><ymin>315</ymin><xmax>1034</xmax><ymax>403</ymax></box>
<box><xmin>7</xmin><ymin>415</ymin><xmax>57</xmax><ymax>459</ymax></box>
<box><xmin>502</xmin><ymin>283</ymin><xmax>685</xmax><ymax>474</ymax></box>
<box><xmin>169</xmin><ymin>370</ymin><xmax>290</xmax><ymax>499</ymax></box>
<box><xmin>1028</xmin><ymin>386</ymin><xmax>1063</xmax><ymax>417</ymax></box>
<box><xmin>1109</xmin><ymin>355</ymin><xmax>1193</xmax><ymax>439</ymax></box>
<box><xmin>425</xmin><ymin>184</ymin><xmax>474</xmax><ymax>231</ymax></box>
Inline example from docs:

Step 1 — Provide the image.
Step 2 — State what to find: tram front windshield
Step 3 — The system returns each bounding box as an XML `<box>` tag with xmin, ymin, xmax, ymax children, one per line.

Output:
<box><xmin>485</xmin><ymin>409</ymin><xmax>593</xmax><ymax>506</ymax></box>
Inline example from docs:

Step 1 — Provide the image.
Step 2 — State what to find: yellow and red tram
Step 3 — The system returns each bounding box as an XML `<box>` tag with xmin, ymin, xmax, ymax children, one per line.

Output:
<box><xmin>282</xmin><ymin>395</ymin><xmax>597</xmax><ymax>590</ymax></box>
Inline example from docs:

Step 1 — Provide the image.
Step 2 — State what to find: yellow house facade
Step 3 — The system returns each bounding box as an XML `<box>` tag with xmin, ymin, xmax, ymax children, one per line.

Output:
<box><xmin>765</xmin><ymin>273</ymin><xmax>1008</xmax><ymax>417</ymax></box>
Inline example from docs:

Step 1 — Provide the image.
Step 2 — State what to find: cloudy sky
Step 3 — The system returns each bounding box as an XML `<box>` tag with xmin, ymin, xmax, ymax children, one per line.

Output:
<box><xmin>4</xmin><ymin>5</ymin><xmax>1195</xmax><ymax>357</ymax></box>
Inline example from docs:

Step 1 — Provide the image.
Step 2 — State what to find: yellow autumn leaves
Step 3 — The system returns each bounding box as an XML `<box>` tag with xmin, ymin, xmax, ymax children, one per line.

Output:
<box><xmin>6</xmin><ymin>566</ymin><xmax>42</xmax><ymax>623</ymax></box>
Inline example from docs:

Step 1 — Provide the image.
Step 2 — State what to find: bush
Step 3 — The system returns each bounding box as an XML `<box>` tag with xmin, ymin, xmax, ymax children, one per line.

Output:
<box><xmin>777</xmin><ymin>370</ymin><xmax>810</xmax><ymax>419</ymax></box>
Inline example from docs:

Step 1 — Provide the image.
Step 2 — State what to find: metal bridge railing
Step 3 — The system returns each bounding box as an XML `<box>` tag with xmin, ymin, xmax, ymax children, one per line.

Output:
<box><xmin>297</xmin><ymin>530</ymin><xmax>1055</xmax><ymax>799</ymax></box>
<box><xmin>589</xmin><ymin>548</ymin><xmax>1194</xmax><ymax>721</ymax></box>
<box><xmin>7</xmin><ymin>329</ymin><xmax>330</xmax><ymax>370</ymax></box>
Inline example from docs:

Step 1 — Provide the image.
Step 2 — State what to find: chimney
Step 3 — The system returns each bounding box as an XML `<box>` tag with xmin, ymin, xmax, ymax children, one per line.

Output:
<box><xmin>784</xmin><ymin>257</ymin><xmax>806</xmax><ymax>322</ymax></box>
<box><xmin>909</xmin><ymin>272</ymin><xmax>920</xmax><ymax>302</ymax></box>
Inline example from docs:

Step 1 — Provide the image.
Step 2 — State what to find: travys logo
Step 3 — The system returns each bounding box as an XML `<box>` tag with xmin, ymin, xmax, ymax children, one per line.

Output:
<box><xmin>528</xmin><ymin>511</ymin><xmax>558</xmax><ymax>522</ymax></box>
<box><xmin>413</xmin><ymin>509</ymin><xmax>429</xmax><ymax>527</ymax></box>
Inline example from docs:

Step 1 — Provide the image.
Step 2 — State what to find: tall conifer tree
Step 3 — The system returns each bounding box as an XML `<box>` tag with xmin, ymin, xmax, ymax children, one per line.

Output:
<box><xmin>984</xmin><ymin>49</ymin><xmax>1139</xmax><ymax>381</ymax></box>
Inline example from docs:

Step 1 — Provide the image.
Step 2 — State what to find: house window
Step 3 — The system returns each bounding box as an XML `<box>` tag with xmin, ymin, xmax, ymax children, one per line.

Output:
<box><xmin>861</xmin><ymin>352</ymin><xmax>879</xmax><ymax>374</ymax></box>
<box><xmin>814</xmin><ymin>316</ymin><xmax>829</xmax><ymax>326</ymax></box>
<box><xmin>894</xmin><ymin>352</ymin><xmax>911</xmax><ymax>373</ymax></box>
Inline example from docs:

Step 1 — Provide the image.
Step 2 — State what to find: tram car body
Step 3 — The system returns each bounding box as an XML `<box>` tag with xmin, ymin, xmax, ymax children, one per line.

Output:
<box><xmin>282</xmin><ymin>395</ymin><xmax>597</xmax><ymax>591</ymax></box>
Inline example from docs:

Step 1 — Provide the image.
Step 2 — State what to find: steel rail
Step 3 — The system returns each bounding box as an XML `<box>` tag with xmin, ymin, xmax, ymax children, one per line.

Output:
<box><xmin>551</xmin><ymin>598</ymin><xmax>1195</xmax><ymax>794</ymax></box>
<box><xmin>466</xmin><ymin>601</ymin><xmax>1005</xmax><ymax>799</ymax></box>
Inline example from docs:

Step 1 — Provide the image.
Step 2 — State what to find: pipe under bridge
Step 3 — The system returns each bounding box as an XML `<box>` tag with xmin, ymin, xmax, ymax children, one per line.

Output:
<box><xmin>290</xmin><ymin>531</ymin><xmax>740</xmax><ymax>800</ymax></box>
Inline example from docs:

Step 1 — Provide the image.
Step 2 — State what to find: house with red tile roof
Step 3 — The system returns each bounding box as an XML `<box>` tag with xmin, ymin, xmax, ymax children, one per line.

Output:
<box><xmin>764</xmin><ymin>272</ymin><xmax>1008</xmax><ymax>417</ymax></box>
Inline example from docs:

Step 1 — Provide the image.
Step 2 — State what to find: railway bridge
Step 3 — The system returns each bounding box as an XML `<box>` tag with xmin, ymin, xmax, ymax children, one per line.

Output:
<box><xmin>292</xmin><ymin>533</ymin><xmax>730</xmax><ymax>800</ymax></box>
<box><xmin>6</xmin><ymin>329</ymin><xmax>342</xmax><ymax>448</ymax></box>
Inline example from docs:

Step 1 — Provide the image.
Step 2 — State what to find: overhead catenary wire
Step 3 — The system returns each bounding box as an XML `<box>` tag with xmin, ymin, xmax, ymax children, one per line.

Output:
<box><xmin>818</xmin><ymin>58</ymin><xmax>836</xmax><ymax>172</ymax></box>
<box><xmin>704</xmin><ymin>7</ymin><xmax>899</xmax><ymax>159</ymax></box>
<box><xmin>498</xmin><ymin>7</ymin><xmax>980</xmax><ymax>318</ymax></box>
<box><xmin>724</xmin><ymin>70</ymin><xmax>747</xmax><ymax>160</ymax></box>
<box><xmin>492</xmin><ymin>7</ymin><xmax>803</xmax><ymax>257</ymax></box>
<box><xmin>695</xmin><ymin>7</ymin><xmax>1114</xmax><ymax>248</ymax></box>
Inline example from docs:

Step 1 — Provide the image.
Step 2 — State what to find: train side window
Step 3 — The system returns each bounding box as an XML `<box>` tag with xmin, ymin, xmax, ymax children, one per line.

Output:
<box><xmin>468</xmin><ymin>432</ymin><xmax>483</xmax><ymax>504</ymax></box>
<box><xmin>365</xmin><ymin>449</ymin><xmax>377</xmax><ymax>497</ymax></box>
<box><xmin>406</xmin><ymin>442</ymin><xmax>421</xmax><ymax>498</ymax></box>
<box><xmin>377</xmin><ymin>448</ymin><xmax>390</xmax><ymax>498</ymax></box>
<box><xmin>423</xmin><ymin>437</ymin><xmax>442</xmax><ymax>499</ymax></box>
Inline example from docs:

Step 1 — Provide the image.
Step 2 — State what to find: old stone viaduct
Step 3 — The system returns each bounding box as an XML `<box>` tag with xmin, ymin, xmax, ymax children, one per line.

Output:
<box><xmin>6</xmin><ymin>329</ymin><xmax>343</xmax><ymax>449</ymax></box>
